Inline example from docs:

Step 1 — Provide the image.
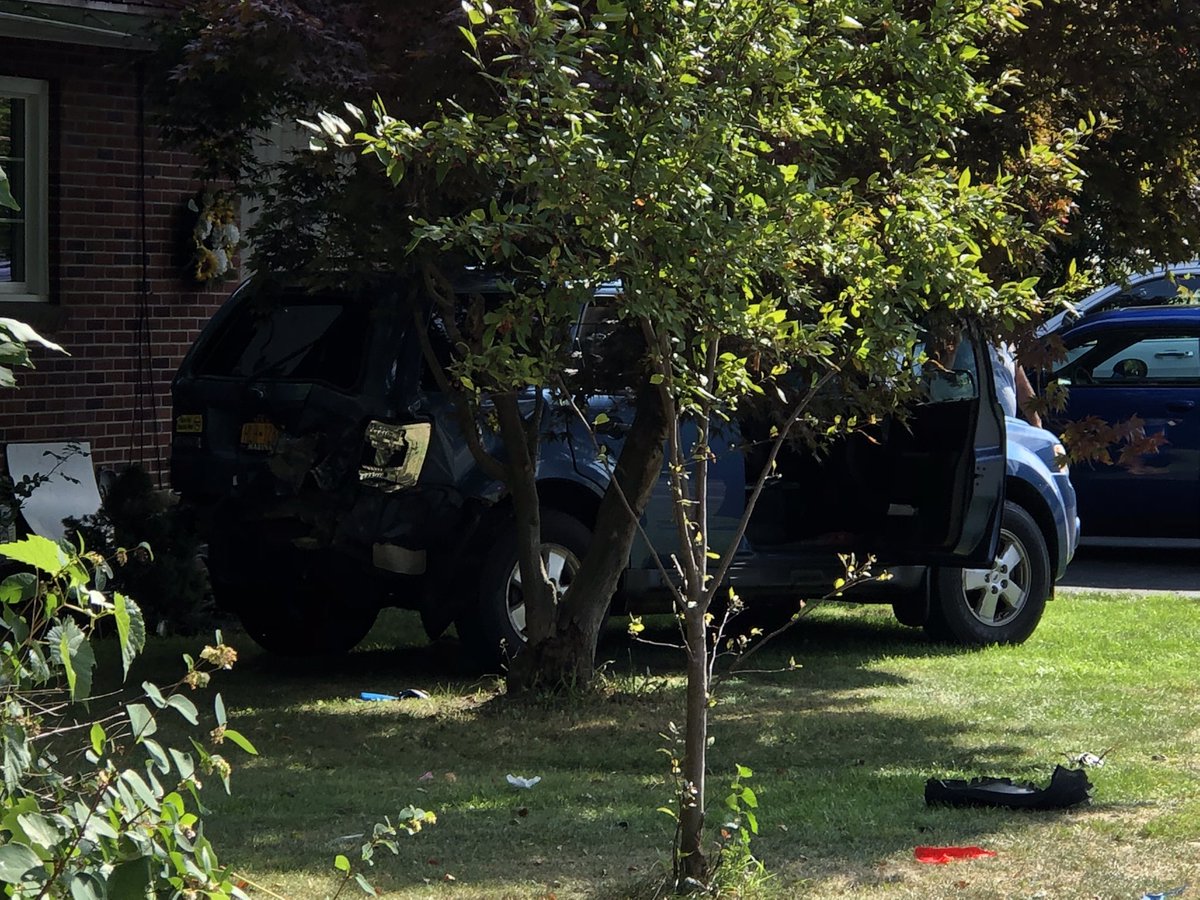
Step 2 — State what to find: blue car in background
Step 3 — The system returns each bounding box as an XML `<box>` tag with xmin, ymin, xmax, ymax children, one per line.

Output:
<box><xmin>170</xmin><ymin>276</ymin><xmax>1077</xmax><ymax>660</ymax></box>
<box><xmin>1047</xmin><ymin>304</ymin><xmax>1200</xmax><ymax>544</ymax></box>
<box><xmin>1040</xmin><ymin>262</ymin><xmax>1200</xmax><ymax>335</ymax></box>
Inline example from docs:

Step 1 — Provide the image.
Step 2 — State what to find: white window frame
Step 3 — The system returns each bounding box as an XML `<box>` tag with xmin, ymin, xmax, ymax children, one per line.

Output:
<box><xmin>0</xmin><ymin>76</ymin><xmax>48</xmax><ymax>303</ymax></box>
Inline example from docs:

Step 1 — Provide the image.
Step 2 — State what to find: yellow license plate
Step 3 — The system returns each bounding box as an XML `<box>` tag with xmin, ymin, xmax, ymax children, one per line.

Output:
<box><xmin>240</xmin><ymin>421</ymin><xmax>279</xmax><ymax>450</ymax></box>
<box><xmin>176</xmin><ymin>414</ymin><xmax>203</xmax><ymax>434</ymax></box>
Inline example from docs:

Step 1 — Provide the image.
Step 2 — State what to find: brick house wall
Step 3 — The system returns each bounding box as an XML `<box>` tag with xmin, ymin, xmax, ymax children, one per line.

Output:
<box><xmin>0</xmin><ymin>27</ymin><xmax>227</xmax><ymax>478</ymax></box>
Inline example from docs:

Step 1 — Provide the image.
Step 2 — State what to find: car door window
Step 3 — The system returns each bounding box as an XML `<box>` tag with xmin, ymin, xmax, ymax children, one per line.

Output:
<box><xmin>911</xmin><ymin>332</ymin><xmax>979</xmax><ymax>403</ymax></box>
<box><xmin>1060</xmin><ymin>340</ymin><xmax>1097</xmax><ymax>370</ymax></box>
<box><xmin>1071</xmin><ymin>333</ymin><xmax>1200</xmax><ymax>384</ymax></box>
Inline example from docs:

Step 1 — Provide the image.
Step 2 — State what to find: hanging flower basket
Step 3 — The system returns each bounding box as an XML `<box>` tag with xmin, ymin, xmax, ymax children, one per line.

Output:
<box><xmin>187</xmin><ymin>189</ymin><xmax>241</xmax><ymax>283</ymax></box>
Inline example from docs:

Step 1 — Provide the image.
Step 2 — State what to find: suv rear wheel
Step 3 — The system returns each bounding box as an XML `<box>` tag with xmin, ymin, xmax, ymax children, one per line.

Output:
<box><xmin>213</xmin><ymin>550</ymin><xmax>380</xmax><ymax>656</ymax></box>
<box><xmin>458</xmin><ymin>509</ymin><xmax>591</xmax><ymax>667</ymax></box>
<box><xmin>926</xmin><ymin>500</ymin><xmax>1049</xmax><ymax>645</ymax></box>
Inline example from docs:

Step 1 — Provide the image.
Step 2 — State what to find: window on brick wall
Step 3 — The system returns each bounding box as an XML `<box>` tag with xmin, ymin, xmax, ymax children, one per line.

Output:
<box><xmin>0</xmin><ymin>77</ymin><xmax>48</xmax><ymax>303</ymax></box>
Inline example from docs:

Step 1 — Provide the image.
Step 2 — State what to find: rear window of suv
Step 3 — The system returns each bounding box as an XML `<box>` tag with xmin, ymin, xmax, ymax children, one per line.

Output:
<box><xmin>195</xmin><ymin>289</ymin><xmax>372</xmax><ymax>389</ymax></box>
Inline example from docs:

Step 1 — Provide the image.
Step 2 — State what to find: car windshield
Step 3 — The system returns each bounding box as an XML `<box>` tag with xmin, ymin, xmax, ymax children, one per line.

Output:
<box><xmin>195</xmin><ymin>288</ymin><xmax>373</xmax><ymax>389</ymax></box>
<box><xmin>1087</xmin><ymin>275</ymin><xmax>1200</xmax><ymax>316</ymax></box>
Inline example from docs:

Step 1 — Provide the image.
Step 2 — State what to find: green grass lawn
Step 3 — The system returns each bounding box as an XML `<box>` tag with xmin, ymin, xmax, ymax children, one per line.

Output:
<box><xmin>125</xmin><ymin>589</ymin><xmax>1200</xmax><ymax>899</ymax></box>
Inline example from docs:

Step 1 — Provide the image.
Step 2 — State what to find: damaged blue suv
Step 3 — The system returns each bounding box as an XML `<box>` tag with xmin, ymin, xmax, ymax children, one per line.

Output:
<box><xmin>170</xmin><ymin>277</ymin><xmax>1078</xmax><ymax>658</ymax></box>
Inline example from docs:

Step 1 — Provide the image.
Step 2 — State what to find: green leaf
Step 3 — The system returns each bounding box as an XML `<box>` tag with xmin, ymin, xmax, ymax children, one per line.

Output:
<box><xmin>121</xmin><ymin>770</ymin><xmax>160</xmax><ymax>812</ymax></box>
<box><xmin>593</xmin><ymin>412</ymin><xmax>610</xmax><ymax>426</ymax></box>
<box><xmin>170</xmin><ymin>747</ymin><xmax>195</xmax><ymax>781</ymax></box>
<box><xmin>354</xmin><ymin>873</ymin><xmax>376</xmax><ymax>895</ymax></box>
<box><xmin>69</xmin><ymin>872</ymin><xmax>105</xmax><ymax>900</ymax></box>
<box><xmin>143</xmin><ymin>738</ymin><xmax>171</xmax><ymax>773</ymax></box>
<box><xmin>2</xmin><ymin>727</ymin><xmax>32</xmax><ymax>793</ymax></box>
<box><xmin>0</xmin><ymin>797</ymin><xmax>37</xmax><ymax>842</ymax></box>
<box><xmin>214</xmin><ymin>693</ymin><xmax>227</xmax><ymax>727</ymax></box>
<box><xmin>740</xmin><ymin>786</ymin><xmax>758</xmax><ymax>808</ymax></box>
<box><xmin>745</xmin><ymin>810</ymin><xmax>759</xmax><ymax>835</ymax></box>
<box><xmin>958</xmin><ymin>167</ymin><xmax>972</xmax><ymax>190</ymax></box>
<box><xmin>81</xmin><ymin>815</ymin><xmax>117</xmax><ymax>842</ymax></box>
<box><xmin>49</xmin><ymin>620</ymin><xmax>94</xmax><ymax>701</ymax></box>
<box><xmin>0</xmin><ymin>572</ymin><xmax>36</xmax><ymax>605</ymax></box>
<box><xmin>334</xmin><ymin>854</ymin><xmax>351</xmax><ymax>873</ymax></box>
<box><xmin>0</xmin><ymin>339</ymin><xmax>31</xmax><ymax>365</ymax></box>
<box><xmin>161</xmin><ymin>791</ymin><xmax>186</xmax><ymax>819</ymax></box>
<box><xmin>736</xmin><ymin>764</ymin><xmax>753</xmax><ymax>778</ymax></box>
<box><xmin>222</xmin><ymin>728</ymin><xmax>258</xmax><ymax>756</ymax></box>
<box><xmin>142</xmin><ymin>680</ymin><xmax>168</xmax><ymax>709</ymax></box>
<box><xmin>89</xmin><ymin>722</ymin><xmax>105</xmax><ymax>757</ymax></box>
<box><xmin>127</xmin><ymin>702</ymin><xmax>157</xmax><ymax>740</ymax></box>
<box><xmin>0</xmin><ymin>843</ymin><xmax>42</xmax><ymax>884</ymax></box>
<box><xmin>114</xmin><ymin>592</ymin><xmax>146</xmax><ymax>679</ymax></box>
<box><xmin>0</xmin><ymin>535</ymin><xmax>65</xmax><ymax>576</ymax></box>
<box><xmin>17</xmin><ymin>812</ymin><xmax>59</xmax><ymax>850</ymax></box>
<box><xmin>0</xmin><ymin>318</ymin><xmax>66</xmax><ymax>354</ymax></box>
<box><xmin>167</xmin><ymin>693</ymin><xmax>200</xmax><ymax>725</ymax></box>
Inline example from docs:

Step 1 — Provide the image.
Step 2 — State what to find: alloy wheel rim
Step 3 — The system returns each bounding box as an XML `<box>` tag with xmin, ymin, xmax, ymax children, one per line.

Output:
<box><xmin>506</xmin><ymin>543</ymin><xmax>581</xmax><ymax>636</ymax></box>
<box><xmin>959</xmin><ymin>527</ymin><xmax>1029</xmax><ymax>627</ymax></box>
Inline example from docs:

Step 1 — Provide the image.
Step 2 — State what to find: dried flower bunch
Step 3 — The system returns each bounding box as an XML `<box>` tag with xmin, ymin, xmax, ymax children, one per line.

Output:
<box><xmin>188</xmin><ymin>189</ymin><xmax>240</xmax><ymax>282</ymax></box>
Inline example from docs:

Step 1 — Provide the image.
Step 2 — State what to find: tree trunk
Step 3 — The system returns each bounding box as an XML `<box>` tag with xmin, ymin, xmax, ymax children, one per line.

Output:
<box><xmin>677</xmin><ymin>603</ymin><xmax>710</xmax><ymax>888</ymax></box>
<box><xmin>508</xmin><ymin>379</ymin><xmax>668</xmax><ymax>692</ymax></box>
<box><xmin>493</xmin><ymin>394</ymin><xmax>555</xmax><ymax>647</ymax></box>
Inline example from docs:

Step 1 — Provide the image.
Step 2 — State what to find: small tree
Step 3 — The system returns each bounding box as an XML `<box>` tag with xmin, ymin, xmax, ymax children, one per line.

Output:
<box><xmin>329</xmin><ymin>0</ymin><xmax>1088</xmax><ymax>885</ymax></box>
<box><xmin>319</xmin><ymin>0</ymin><xmax>1077</xmax><ymax>696</ymax></box>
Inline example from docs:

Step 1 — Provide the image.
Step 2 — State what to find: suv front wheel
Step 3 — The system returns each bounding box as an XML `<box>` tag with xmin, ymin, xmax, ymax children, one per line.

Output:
<box><xmin>925</xmin><ymin>500</ymin><xmax>1050</xmax><ymax>645</ymax></box>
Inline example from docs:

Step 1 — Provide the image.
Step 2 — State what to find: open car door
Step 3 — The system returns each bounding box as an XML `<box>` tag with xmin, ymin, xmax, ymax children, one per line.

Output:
<box><xmin>570</xmin><ymin>306</ymin><xmax>1005</xmax><ymax>581</ymax></box>
<box><xmin>862</xmin><ymin>331</ymin><xmax>1005</xmax><ymax>567</ymax></box>
<box><xmin>736</xmin><ymin>328</ymin><xmax>1006</xmax><ymax>570</ymax></box>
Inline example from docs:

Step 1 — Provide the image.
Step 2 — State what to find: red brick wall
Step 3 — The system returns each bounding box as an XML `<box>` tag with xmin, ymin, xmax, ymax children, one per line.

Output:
<box><xmin>0</xmin><ymin>38</ymin><xmax>229</xmax><ymax>479</ymax></box>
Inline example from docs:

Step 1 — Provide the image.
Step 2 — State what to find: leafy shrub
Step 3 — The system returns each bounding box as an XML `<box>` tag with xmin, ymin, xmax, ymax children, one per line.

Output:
<box><xmin>0</xmin><ymin>534</ymin><xmax>256</xmax><ymax>898</ymax></box>
<box><xmin>66</xmin><ymin>465</ymin><xmax>217</xmax><ymax>636</ymax></box>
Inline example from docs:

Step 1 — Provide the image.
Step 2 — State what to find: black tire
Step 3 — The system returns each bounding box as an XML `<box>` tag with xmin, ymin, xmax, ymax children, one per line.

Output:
<box><xmin>457</xmin><ymin>509</ymin><xmax>592</xmax><ymax>668</ymax></box>
<box><xmin>214</xmin><ymin>553</ymin><xmax>379</xmax><ymax>656</ymax></box>
<box><xmin>925</xmin><ymin>500</ymin><xmax>1050</xmax><ymax>646</ymax></box>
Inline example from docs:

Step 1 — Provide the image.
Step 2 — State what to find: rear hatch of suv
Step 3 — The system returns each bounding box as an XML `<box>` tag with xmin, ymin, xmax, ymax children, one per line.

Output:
<box><xmin>170</xmin><ymin>278</ymin><xmax>410</xmax><ymax>503</ymax></box>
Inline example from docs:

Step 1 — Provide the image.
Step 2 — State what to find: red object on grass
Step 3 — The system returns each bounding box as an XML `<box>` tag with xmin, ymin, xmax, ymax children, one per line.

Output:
<box><xmin>914</xmin><ymin>846</ymin><xmax>998</xmax><ymax>864</ymax></box>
